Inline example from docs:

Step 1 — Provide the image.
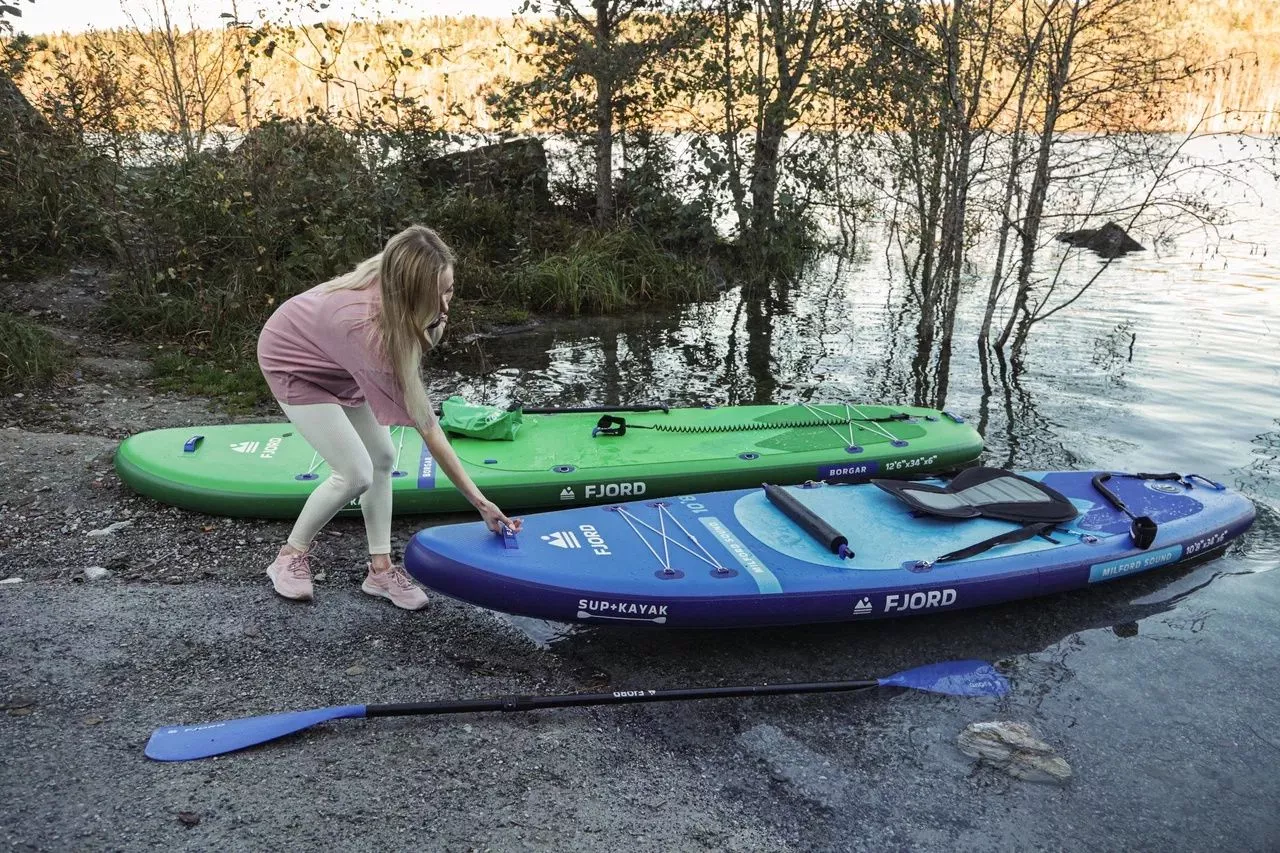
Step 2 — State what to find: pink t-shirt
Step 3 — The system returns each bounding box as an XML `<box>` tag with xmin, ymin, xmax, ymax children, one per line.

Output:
<box><xmin>257</xmin><ymin>285</ymin><xmax>425</xmax><ymax>427</ymax></box>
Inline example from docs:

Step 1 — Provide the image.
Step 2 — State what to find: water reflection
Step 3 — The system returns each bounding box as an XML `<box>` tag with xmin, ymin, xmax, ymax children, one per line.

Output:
<box><xmin>425</xmin><ymin>143</ymin><xmax>1279</xmax><ymax>654</ymax></box>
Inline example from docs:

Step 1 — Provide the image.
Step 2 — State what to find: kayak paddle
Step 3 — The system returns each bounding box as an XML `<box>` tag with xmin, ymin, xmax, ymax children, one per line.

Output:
<box><xmin>145</xmin><ymin>659</ymin><xmax>1008</xmax><ymax>762</ymax></box>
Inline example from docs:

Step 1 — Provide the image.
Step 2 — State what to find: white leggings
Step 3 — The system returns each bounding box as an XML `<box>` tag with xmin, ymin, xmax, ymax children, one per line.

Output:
<box><xmin>279</xmin><ymin>401</ymin><xmax>397</xmax><ymax>555</ymax></box>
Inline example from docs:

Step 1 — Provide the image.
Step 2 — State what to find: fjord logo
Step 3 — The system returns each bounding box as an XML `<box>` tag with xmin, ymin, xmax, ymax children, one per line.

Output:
<box><xmin>541</xmin><ymin>525</ymin><xmax>612</xmax><ymax>555</ymax></box>
<box><xmin>560</xmin><ymin>487</ymin><xmax>575</xmax><ymax>501</ymax></box>
<box><xmin>853</xmin><ymin>597</ymin><xmax>874</xmax><ymax>615</ymax></box>
<box><xmin>884</xmin><ymin>588</ymin><xmax>957</xmax><ymax>612</ymax></box>
<box><xmin>584</xmin><ymin>482</ymin><xmax>647</xmax><ymax>499</ymax></box>
<box><xmin>230</xmin><ymin>441</ymin><xmax>260</xmax><ymax>454</ymax></box>
<box><xmin>542</xmin><ymin>531</ymin><xmax>582</xmax><ymax>549</ymax></box>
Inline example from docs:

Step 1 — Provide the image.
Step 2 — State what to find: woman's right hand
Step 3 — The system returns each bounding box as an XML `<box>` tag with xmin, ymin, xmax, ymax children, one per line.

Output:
<box><xmin>475</xmin><ymin>498</ymin><xmax>522</xmax><ymax>535</ymax></box>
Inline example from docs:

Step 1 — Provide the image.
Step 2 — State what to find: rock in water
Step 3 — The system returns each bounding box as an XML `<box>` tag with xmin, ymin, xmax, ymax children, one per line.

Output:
<box><xmin>957</xmin><ymin>721</ymin><xmax>1072</xmax><ymax>784</ymax></box>
<box><xmin>1055</xmin><ymin>221</ymin><xmax>1145</xmax><ymax>257</ymax></box>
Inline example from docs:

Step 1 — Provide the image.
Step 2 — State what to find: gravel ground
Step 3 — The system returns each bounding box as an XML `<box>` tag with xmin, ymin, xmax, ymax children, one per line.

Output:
<box><xmin>3</xmin><ymin>270</ymin><xmax>1277</xmax><ymax>852</ymax></box>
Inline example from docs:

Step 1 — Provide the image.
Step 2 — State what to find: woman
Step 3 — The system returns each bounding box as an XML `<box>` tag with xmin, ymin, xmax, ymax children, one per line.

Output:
<box><xmin>256</xmin><ymin>225</ymin><xmax>522</xmax><ymax>609</ymax></box>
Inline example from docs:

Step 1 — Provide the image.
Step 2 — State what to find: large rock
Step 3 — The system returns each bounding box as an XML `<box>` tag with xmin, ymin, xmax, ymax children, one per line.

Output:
<box><xmin>0</xmin><ymin>75</ymin><xmax>53</xmax><ymax>136</ymax></box>
<box><xmin>417</xmin><ymin>138</ymin><xmax>550</xmax><ymax>209</ymax></box>
<box><xmin>1056</xmin><ymin>221</ymin><xmax>1145</xmax><ymax>258</ymax></box>
<box><xmin>957</xmin><ymin>720</ymin><xmax>1072</xmax><ymax>784</ymax></box>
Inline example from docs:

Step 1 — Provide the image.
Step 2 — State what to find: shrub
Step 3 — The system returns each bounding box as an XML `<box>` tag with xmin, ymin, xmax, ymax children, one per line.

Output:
<box><xmin>0</xmin><ymin>311</ymin><xmax>67</xmax><ymax>391</ymax></box>
<box><xmin>0</xmin><ymin>38</ymin><xmax>111</xmax><ymax>278</ymax></box>
<box><xmin>512</xmin><ymin>229</ymin><xmax>713</xmax><ymax>314</ymax></box>
<box><xmin>104</xmin><ymin>117</ymin><xmax>427</xmax><ymax>346</ymax></box>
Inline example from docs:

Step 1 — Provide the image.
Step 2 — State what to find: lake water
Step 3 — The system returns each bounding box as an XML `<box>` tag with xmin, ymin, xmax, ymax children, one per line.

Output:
<box><xmin>416</xmin><ymin>136</ymin><xmax>1279</xmax><ymax>846</ymax></box>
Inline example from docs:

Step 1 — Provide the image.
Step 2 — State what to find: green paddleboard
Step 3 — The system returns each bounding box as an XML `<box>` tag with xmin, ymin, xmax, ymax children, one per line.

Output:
<box><xmin>113</xmin><ymin>403</ymin><xmax>984</xmax><ymax>518</ymax></box>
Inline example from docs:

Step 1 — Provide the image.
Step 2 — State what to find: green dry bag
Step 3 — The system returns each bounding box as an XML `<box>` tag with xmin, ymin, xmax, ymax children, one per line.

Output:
<box><xmin>438</xmin><ymin>396</ymin><xmax>523</xmax><ymax>441</ymax></box>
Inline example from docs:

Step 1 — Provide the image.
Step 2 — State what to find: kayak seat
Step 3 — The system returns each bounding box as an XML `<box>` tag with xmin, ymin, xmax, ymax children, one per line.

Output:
<box><xmin>872</xmin><ymin>467</ymin><xmax>1079</xmax><ymax>525</ymax></box>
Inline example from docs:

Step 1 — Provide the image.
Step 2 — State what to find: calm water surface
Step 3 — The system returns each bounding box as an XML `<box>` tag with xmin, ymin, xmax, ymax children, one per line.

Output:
<box><xmin>418</xmin><ymin>140</ymin><xmax>1279</xmax><ymax>847</ymax></box>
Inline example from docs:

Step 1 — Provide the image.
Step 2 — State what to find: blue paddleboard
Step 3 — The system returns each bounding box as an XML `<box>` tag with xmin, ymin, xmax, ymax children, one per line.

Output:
<box><xmin>404</xmin><ymin>470</ymin><xmax>1255</xmax><ymax>628</ymax></box>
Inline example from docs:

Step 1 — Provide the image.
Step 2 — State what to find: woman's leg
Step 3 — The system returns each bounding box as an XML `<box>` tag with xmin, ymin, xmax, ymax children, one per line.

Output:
<box><xmin>264</xmin><ymin>401</ymin><xmax>374</xmax><ymax>600</ymax></box>
<box><xmin>342</xmin><ymin>405</ymin><xmax>430</xmax><ymax>611</ymax></box>
<box><xmin>279</xmin><ymin>401</ymin><xmax>375</xmax><ymax>551</ymax></box>
<box><xmin>340</xmin><ymin>403</ymin><xmax>396</xmax><ymax>560</ymax></box>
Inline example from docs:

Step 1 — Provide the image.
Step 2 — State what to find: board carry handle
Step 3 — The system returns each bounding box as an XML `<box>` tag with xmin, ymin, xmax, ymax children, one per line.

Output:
<box><xmin>763</xmin><ymin>483</ymin><xmax>853</xmax><ymax>558</ymax></box>
<box><xmin>510</xmin><ymin>403</ymin><xmax>671</xmax><ymax>415</ymax></box>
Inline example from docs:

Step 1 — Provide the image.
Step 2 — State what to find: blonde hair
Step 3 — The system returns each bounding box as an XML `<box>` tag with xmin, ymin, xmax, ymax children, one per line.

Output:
<box><xmin>321</xmin><ymin>225</ymin><xmax>454</xmax><ymax>427</ymax></box>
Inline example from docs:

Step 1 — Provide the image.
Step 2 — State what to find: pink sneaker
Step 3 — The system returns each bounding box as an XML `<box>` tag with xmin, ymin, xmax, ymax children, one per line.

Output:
<box><xmin>361</xmin><ymin>563</ymin><xmax>429</xmax><ymax>611</ymax></box>
<box><xmin>266</xmin><ymin>547</ymin><xmax>313</xmax><ymax>601</ymax></box>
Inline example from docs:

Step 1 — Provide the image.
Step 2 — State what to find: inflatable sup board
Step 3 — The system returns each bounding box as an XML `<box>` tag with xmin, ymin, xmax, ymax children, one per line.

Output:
<box><xmin>114</xmin><ymin>402</ymin><xmax>983</xmax><ymax>518</ymax></box>
<box><xmin>404</xmin><ymin>468</ymin><xmax>1255</xmax><ymax>628</ymax></box>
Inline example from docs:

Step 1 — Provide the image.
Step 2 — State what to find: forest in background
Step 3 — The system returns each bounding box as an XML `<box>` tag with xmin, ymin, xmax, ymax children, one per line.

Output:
<box><xmin>16</xmin><ymin>0</ymin><xmax>1280</xmax><ymax>134</ymax></box>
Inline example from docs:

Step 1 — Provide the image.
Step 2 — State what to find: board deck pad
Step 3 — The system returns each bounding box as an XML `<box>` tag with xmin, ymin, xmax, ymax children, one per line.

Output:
<box><xmin>404</xmin><ymin>470</ymin><xmax>1256</xmax><ymax>628</ymax></box>
<box><xmin>114</xmin><ymin>403</ymin><xmax>983</xmax><ymax>518</ymax></box>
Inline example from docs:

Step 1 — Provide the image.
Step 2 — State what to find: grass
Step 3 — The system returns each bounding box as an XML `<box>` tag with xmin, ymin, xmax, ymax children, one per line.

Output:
<box><xmin>0</xmin><ymin>312</ymin><xmax>68</xmax><ymax>392</ymax></box>
<box><xmin>512</xmin><ymin>229</ymin><xmax>713</xmax><ymax>315</ymax></box>
<box><xmin>151</xmin><ymin>348</ymin><xmax>271</xmax><ymax>413</ymax></box>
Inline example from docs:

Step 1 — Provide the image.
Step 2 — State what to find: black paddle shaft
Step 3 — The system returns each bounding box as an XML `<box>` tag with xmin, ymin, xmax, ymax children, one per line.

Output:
<box><xmin>366</xmin><ymin>679</ymin><xmax>879</xmax><ymax>718</ymax></box>
<box><xmin>763</xmin><ymin>483</ymin><xmax>852</xmax><ymax>556</ymax></box>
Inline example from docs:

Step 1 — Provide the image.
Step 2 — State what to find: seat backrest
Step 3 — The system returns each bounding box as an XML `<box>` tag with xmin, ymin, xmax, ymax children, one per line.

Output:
<box><xmin>873</xmin><ymin>467</ymin><xmax>1079</xmax><ymax>525</ymax></box>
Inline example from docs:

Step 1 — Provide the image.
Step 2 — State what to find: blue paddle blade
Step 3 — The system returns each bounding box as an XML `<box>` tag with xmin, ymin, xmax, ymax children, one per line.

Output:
<box><xmin>877</xmin><ymin>660</ymin><xmax>1009</xmax><ymax>697</ymax></box>
<box><xmin>145</xmin><ymin>704</ymin><xmax>367</xmax><ymax>761</ymax></box>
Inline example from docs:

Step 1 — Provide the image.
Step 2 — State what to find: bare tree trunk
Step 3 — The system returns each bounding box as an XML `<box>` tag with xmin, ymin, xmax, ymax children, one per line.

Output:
<box><xmin>997</xmin><ymin>3</ymin><xmax>1080</xmax><ymax>351</ymax></box>
<box><xmin>979</xmin><ymin>108</ymin><xmax>1029</xmax><ymax>345</ymax></box>
<box><xmin>748</xmin><ymin>0</ymin><xmax>823</xmax><ymax>239</ymax></box>
<box><xmin>721</xmin><ymin>0</ymin><xmax>748</xmax><ymax>226</ymax></box>
<box><xmin>594</xmin><ymin>0</ymin><xmax>615</xmax><ymax>224</ymax></box>
<box><xmin>230</xmin><ymin>0</ymin><xmax>254</xmax><ymax>131</ymax></box>
<box><xmin>978</xmin><ymin>0</ymin><xmax>1055</xmax><ymax>346</ymax></box>
<box><xmin>157</xmin><ymin>1</ymin><xmax>194</xmax><ymax>156</ymax></box>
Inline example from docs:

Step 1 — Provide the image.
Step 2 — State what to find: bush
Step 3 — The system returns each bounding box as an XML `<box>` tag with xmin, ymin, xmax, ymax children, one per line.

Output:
<box><xmin>0</xmin><ymin>311</ymin><xmax>67</xmax><ymax>391</ymax></box>
<box><xmin>1</xmin><ymin>39</ymin><xmax>111</xmax><ymax>278</ymax></box>
<box><xmin>104</xmin><ymin>117</ymin><xmax>427</xmax><ymax>347</ymax></box>
<box><xmin>512</xmin><ymin>229</ymin><xmax>713</xmax><ymax>314</ymax></box>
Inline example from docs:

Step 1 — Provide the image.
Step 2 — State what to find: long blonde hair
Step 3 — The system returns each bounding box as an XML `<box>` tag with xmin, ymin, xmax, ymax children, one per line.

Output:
<box><xmin>321</xmin><ymin>225</ymin><xmax>454</xmax><ymax>427</ymax></box>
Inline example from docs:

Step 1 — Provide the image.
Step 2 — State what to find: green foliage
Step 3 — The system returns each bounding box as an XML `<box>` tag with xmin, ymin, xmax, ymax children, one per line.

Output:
<box><xmin>512</xmin><ymin>228</ymin><xmax>712</xmax><ymax>314</ymax></box>
<box><xmin>0</xmin><ymin>311</ymin><xmax>66</xmax><ymax>391</ymax></box>
<box><xmin>731</xmin><ymin>196</ymin><xmax>821</xmax><ymax>289</ymax></box>
<box><xmin>151</xmin><ymin>347</ymin><xmax>270</xmax><ymax>412</ymax></box>
<box><xmin>0</xmin><ymin>36</ymin><xmax>112</xmax><ymax>278</ymax></box>
<box><xmin>104</xmin><ymin>117</ymin><xmax>424</xmax><ymax>344</ymax></box>
<box><xmin>614</xmin><ymin>136</ymin><xmax>721</xmax><ymax>256</ymax></box>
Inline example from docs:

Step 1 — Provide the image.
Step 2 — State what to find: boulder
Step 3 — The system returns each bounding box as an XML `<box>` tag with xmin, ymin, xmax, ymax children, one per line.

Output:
<box><xmin>1056</xmin><ymin>221</ymin><xmax>1145</xmax><ymax>258</ymax></box>
<box><xmin>0</xmin><ymin>75</ymin><xmax>53</xmax><ymax>137</ymax></box>
<box><xmin>417</xmin><ymin>138</ymin><xmax>550</xmax><ymax>209</ymax></box>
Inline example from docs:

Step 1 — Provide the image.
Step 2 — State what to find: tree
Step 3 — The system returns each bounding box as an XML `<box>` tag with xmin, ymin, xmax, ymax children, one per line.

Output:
<box><xmin>512</xmin><ymin>0</ymin><xmax>677</xmax><ymax>223</ymax></box>
<box><xmin>678</xmin><ymin>0</ymin><xmax>860</xmax><ymax>244</ymax></box>
<box><xmin>122</xmin><ymin>0</ymin><xmax>235</xmax><ymax>156</ymax></box>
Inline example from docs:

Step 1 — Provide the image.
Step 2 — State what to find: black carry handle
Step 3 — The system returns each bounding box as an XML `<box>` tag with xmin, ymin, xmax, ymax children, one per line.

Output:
<box><xmin>1091</xmin><ymin>472</ymin><xmax>1179</xmax><ymax>550</ymax></box>
<box><xmin>763</xmin><ymin>484</ymin><xmax>852</xmax><ymax>558</ymax></box>
<box><xmin>430</xmin><ymin>403</ymin><xmax>671</xmax><ymax>418</ymax></box>
<box><xmin>518</xmin><ymin>403</ymin><xmax>671</xmax><ymax>415</ymax></box>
